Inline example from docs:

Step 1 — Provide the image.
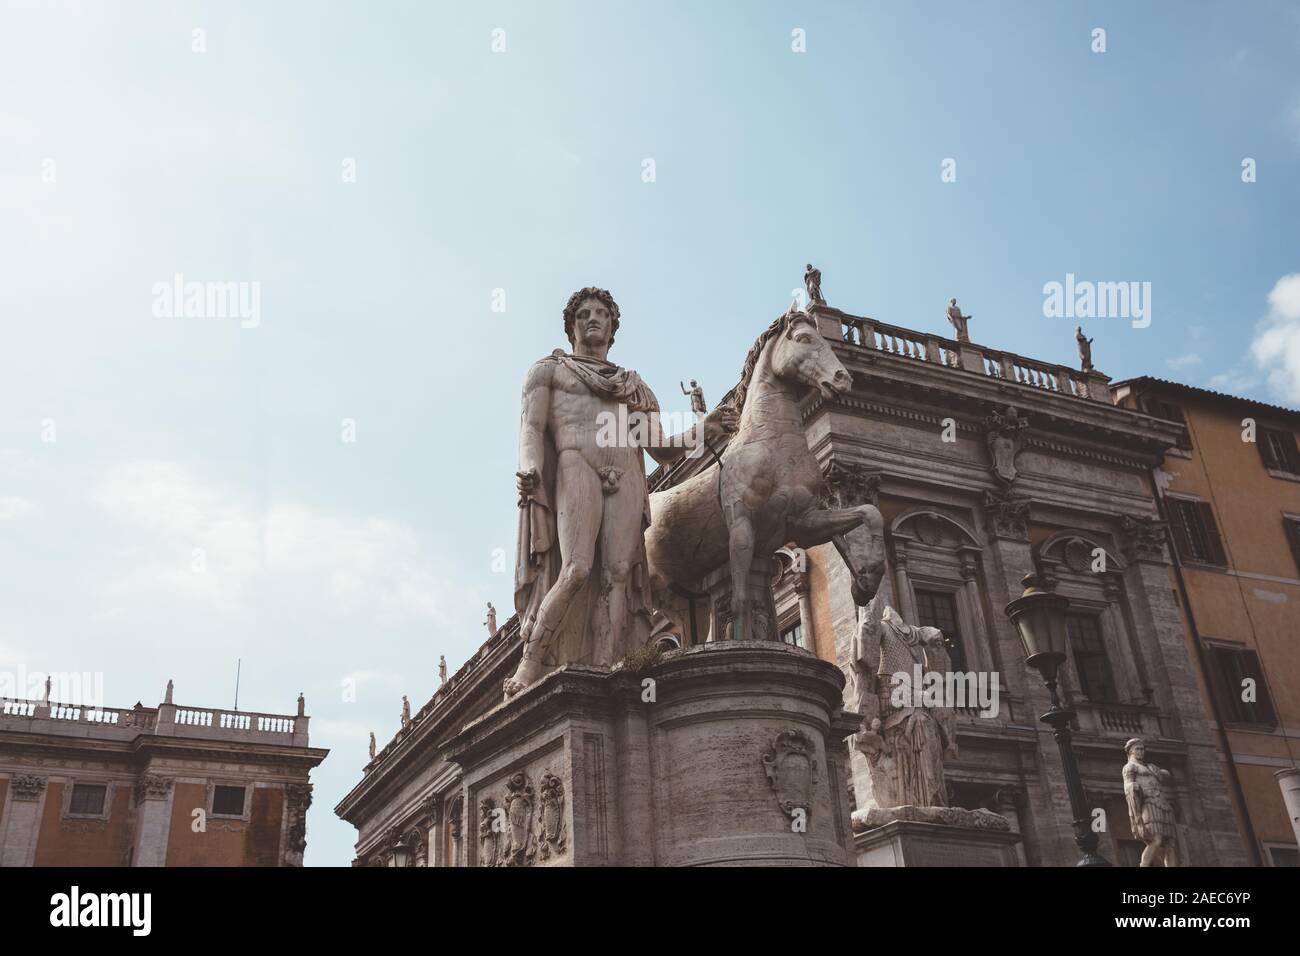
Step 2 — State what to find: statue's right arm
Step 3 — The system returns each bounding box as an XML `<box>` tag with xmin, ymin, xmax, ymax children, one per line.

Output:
<box><xmin>518</xmin><ymin>360</ymin><xmax>553</xmax><ymax>485</ymax></box>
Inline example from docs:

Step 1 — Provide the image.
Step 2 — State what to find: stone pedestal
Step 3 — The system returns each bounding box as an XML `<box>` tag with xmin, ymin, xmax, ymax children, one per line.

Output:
<box><xmin>444</xmin><ymin>642</ymin><xmax>858</xmax><ymax>866</ymax></box>
<box><xmin>852</xmin><ymin>806</ymin><xmax>1022</xmax><ymax>867</ymax></box>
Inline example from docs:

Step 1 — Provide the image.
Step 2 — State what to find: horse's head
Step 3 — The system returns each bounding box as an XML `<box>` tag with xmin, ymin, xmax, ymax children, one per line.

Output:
<box><xmin>768</xmin><ymin>307</ymin><xmax>853</xmax><ymax>401</ymax></box>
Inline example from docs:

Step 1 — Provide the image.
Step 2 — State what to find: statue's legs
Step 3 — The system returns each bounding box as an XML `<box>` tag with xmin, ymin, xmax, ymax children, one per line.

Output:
<box><xmin>505</xmin><ymin>453</ymin><xmax>601</xmax><ymax>698</ymax></box>
<box><xmin>597</xmin><ymin>470</ymin><xmax>650</xmax><ymax>663</ymax></box>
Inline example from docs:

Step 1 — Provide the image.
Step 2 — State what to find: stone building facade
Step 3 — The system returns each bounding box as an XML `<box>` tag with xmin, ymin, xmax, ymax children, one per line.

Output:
<box><xmin>0</xmin><ymin>684</ymin><xmax>327</xmax><ymax>866</ymax></box>
<box><xmin>1112</xmin><ymin>376</ymin><xmax>1300</xmax><ymax>867</ymax></box>
<box><xmin>337</xmin><ymin>299</ymin><xmax>1254</xmax><ymax>867</ymax></box>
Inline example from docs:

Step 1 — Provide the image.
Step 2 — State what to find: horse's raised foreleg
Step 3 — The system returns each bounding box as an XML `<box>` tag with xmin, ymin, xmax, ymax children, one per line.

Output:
<box><xmin>788</xmin><ymin>504</ymin><xmax>886</xmax><ymax>605</ymax></box>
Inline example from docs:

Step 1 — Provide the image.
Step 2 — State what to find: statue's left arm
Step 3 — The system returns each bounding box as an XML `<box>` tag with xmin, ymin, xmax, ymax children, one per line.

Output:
<box><xmin>645</xmin><ymin>404</ymin><xmax>738</xmax><ymax>465</ymax></box>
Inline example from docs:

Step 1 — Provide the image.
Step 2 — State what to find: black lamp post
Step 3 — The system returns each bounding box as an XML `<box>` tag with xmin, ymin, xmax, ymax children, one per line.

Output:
<box><xmin>1004</xmin><ymin>573</ymin><xmax>1111</xmax><ymax>867</ymax></box>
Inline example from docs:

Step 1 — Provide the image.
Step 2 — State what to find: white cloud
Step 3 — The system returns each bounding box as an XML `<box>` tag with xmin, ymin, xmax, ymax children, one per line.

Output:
<box><xmin>93</xmin><ymin>461</ymin><xmax>459</xmax><ymax>620</ymax></box>
<box><xmin>1165</xmin><ymin>353</ymin><xmax>1203</xmax><ymax>371</ymax></box>
<box><xmin>0</xmin><ymin>496</ymin><xmax>37</xmax><ymax>520</ymax></box>
<box><xmin>1247</xmin><ymin>273</ymin><xmax>1300</xmax><ymax>403</ymax></box>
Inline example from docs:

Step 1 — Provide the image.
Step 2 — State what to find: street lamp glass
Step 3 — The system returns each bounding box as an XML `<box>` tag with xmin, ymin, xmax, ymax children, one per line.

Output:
<box><xmin>1004</xmin><ymin>574</ymin><xmax>1070</xmax><ymax>683</ymax></box>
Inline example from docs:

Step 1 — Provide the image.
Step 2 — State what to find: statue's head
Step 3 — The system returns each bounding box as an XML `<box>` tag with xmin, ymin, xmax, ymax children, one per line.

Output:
<box><xmin>1124</xmin><ymin>737</ymin><xmax>1145</xmax><ymax>760</ymax></box>
<box><xmin>563</xmin><ymin>287</ymin><xmax>620</xmax><ymax>350</ymax></box>
<box><xmin>949</xmin><ymin>297</ymin><xmax>957</xmax><ymax>306</ymax></box>
<box><xmin>690</xmin><ymin>379</ymin><xmax>697</xmax><ymax>387</ymax></box>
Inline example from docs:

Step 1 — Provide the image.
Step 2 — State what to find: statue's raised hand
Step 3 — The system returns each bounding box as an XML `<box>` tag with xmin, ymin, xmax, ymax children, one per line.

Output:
<box><xmin>701</xmin><ymin>405</ymin><xmax>739</xmax><ymax>447</ymax></box>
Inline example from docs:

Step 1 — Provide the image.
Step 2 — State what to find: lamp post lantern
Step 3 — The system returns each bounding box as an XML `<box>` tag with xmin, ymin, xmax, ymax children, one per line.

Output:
<box><xmin>1004</xmin><ymin>573</ymin><xmax>1111</xmax><ymax>867</ymax></box>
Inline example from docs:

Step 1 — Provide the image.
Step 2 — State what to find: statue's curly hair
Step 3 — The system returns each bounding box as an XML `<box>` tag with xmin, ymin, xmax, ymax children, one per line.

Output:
<box><xmin>563</xmin><ymin>287</ymin><xmax>621</xmax><ymax>347</ymax></box>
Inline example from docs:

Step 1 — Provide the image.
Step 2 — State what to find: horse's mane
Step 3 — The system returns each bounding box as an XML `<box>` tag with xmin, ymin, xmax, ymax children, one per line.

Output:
<box><xmin>729</xmin><ymin>307</ymin><xmax>816</xmax><ymax>412</ymax></box>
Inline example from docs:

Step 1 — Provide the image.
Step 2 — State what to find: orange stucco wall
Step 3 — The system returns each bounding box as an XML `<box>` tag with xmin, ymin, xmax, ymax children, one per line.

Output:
<box><xmin>32</xmin><ymin>781</ymin><xmax>134</xmax><ymax>866</ymax></box>
<box><xmin>164</xmin><ymin>782</ymin><xmax>284</xmax><ymax>866</ymax></box>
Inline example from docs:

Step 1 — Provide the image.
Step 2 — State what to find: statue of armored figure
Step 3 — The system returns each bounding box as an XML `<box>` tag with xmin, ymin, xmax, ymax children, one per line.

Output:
<box><xmin>804</xmin><ymin>263</ymin><xmax>825</xmax><ymax>305</ymax></box>
<box><xmin>680</xmin><ymin>379</ymin><xmax>707</xmax><ymax>416</ymax></box>
<box><xmin>1123</xmin><ymin>737</ymin><xmax>1180</xmax><ymax>866</ymax></box>
<box><xmin>847</xmin><ymin>595</ymin><xmax>958</xmax><ymax>809</ymax></box>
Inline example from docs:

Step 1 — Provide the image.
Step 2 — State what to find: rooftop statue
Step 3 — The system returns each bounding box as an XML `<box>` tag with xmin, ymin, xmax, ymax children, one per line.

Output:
<box><xmin>680</xmin><ymin>379</ymin><xmax>707</xmax><ymax>416</ymax></box>
<box><xmin>946</xmin><ymin>298</ymin><xmax>971</xmax><ymax>343</ymax></box>
<box><xmin>804</xmin><ymin>263</ymin><xmax>825</xmax><ymax>305</ymax></box>
<box><xmin>507</xmin><ymin>287</ymin><xmax>739</xmax><ymax>698</ymax></box>
<box><xmin>1076</xmin><ymin>325</ymin><xmax>1095</xmax><ymax>373</ymax></box>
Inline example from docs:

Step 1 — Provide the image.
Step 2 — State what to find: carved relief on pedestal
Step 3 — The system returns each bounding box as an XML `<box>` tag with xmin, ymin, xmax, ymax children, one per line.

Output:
<box><xmin>761</xmin><ymin>729</ymin><xmax>820</xmax><ymax>821</ymax></box>
<box><xmin>448</xmin><ymin>794</ymin><xmax>463</xmax><ymax>843</ymax></box>
<box><xmin>11</xmin><ymin>774</ymin><xmax>47</xmax><ymax>801</ymax></box>
<box><xmin>501</xmin><ymin>772</ymin><xmax>535</xmax><ymax>866</ymax></box>
<box><xmin>983</xmin><ymin>406</ymin><xmax>1029</xmax><ymax>487</ymax></box>
<box><xmin>983</xmin><ymin>489</ymin><xmax>1030</xmax><ymax>541</ymax></box>
<box><xmin>132</xmin><ymin>774</ymin><xmax>173</xmax><ymax>804</ymax></box>
<box><xmin>478</xmin><ymin>796</ymin><xmax>501</xmax><ymax>867</ymax></box>
<box><xmin>536</xmin><ymin>771</ymin><xmax>567</xmax><ymax>861</ymax></box>
<box><xmin>1120</xmin><ymin>514</ymin><xmax>1167</xmax><ymax>563</ymax></box>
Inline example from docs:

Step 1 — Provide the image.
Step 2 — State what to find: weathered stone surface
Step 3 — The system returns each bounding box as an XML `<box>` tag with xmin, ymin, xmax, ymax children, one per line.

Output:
<box><xmin>444</xmin><ymin>642</ymin><xmax>858</xmax><ymax>866</ymax></box>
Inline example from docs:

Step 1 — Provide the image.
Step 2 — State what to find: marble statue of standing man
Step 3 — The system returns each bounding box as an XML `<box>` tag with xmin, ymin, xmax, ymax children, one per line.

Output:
<box><xmin>946</xmin><ymin>298</ymin><xmax>971</xmax><ymax>343</ymax></box>
<box><xmin>680</xmin><ymin>379</ymin><xmax>707</xmax><ymax>416</ymax></box>
<box><xmin>804</xmin><ymin>263</ymin><xmax>824</xmax><ymax>305</ymax></box>
<box><xmin>1123</xmin><ymin>737</ymin><xmax>1180</xmax><ymax>866</ymax></box>
<box><xmin>369</xmin><ymin>732</ymin><xmax>376</xmax><ymax>759</ymax></box>
<box><xmin>401</xmin><ymin>695</ymin><xmax>411</xmax><ymax>729</ymax></box>
<box><xmin>485</xmin><ymin>602</ymin><xmax>497</xmax><ymax>637</ymax></box>
<box><xmin>507</xmin><ymin>287</ymin><xmax>737</xmax><ymax>699</ymax></box>
<box><xmin>439</xmin><ymin>655</ymin><xmax>448</xmax><ymax>686</ymax></box>
<box><xmin>1076</xmin><ymin>325</ymin><xmax>1094</xmax><ymax>373</ymax></box>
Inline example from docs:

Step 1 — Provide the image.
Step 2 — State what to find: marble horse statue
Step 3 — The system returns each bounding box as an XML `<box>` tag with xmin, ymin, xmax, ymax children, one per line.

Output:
<box><xmin>646</xmin><ymin>304</ymin><xmax>886</xmax><ymax>643</ymax></box>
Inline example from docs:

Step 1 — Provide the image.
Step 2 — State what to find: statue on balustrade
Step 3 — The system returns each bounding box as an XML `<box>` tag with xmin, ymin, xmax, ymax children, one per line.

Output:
<box><xmin>400</xmin><ymin>695</ymin><xmax>411</xmax><ymax>729</ymax></box>
<box><xmin>485</xmin><ymin>601</ymin><xmax>498</xmax><ymax>637</ymax></box>
<box><xmin>946</xmin><ymin>298</ymin><xmax>972</xmax><ymax>343</ymax></box>
<box><xmin>369</xmin><ymin>732</ymin><xmax>376</xmax><ymax>759</ymax></box>
<box><xmin>1076</xmin><ymin>325</ymin><xmax>1095</xmax><ymax>373</ymax></box>
<box><xmin>804</xmin><ymin>264</ymin><xmax>825</xmax><ymax>305</ymax></box>
<box><xmin>847</xmin><ymin>595</ymin><xmax>958</xmax><ymax>809</ymax></box>
<box><xmin>680</xmin><ymin>379</ymin><xmax>707</xmax><ymax>416</ymax></box>
<box><xmin>1123</xmin><ymin>737</ymin><xmax>1180</xmax><ymax>867</ymax></box>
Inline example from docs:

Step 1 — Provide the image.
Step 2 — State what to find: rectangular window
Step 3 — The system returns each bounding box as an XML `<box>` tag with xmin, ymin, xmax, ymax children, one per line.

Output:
<box><xmin>212</xmin><ymin>784</ymin><xmax>246</xmax><ymax>816</ymax></box>
<box><xmin>1166</xmin><ymin>498</ymin><xmax>1227</xmax><ymax>567</ymax></box>
<box><xmin>1267</xmin><ymin>845</ymin><xmax>1298</xmax><ymax>867</ymax></box>
<box><xmin>779</xmin><ymin>622</ymin><xmax>805</xmax><ymax>649</ymax></box>
<box><xmin>1207</xmin><ymin>645</ymin><xmax>1277</xmax><ymax>727</ymax></box>
<box><xmin>913</xmin><ymin>588</ymin><xmax>967</xmax><ymax>672</ymax></box>
<box><xmin>1284</xmin><ymin>517</ymin><xmax>1300</xmax><ymax>576</ymax></box>
<box><xmin>1143</xmin><ymin>398</ymin><xmax>1192</xmax><ymax>450</ymax></box>
<box><xmin>1067</xmin><ymin>613</ymin><xmax>1119</xmax><ymax>703</ymax></box>
<box><xmin>69</xmin><ymin>783</ymin><xmax>106</xmax><ymax>815</ymax></box>
<box><xmin>1259</xmin><ymin>427</ymin><xmax>1300</xmax><ymax>474</ymax></box>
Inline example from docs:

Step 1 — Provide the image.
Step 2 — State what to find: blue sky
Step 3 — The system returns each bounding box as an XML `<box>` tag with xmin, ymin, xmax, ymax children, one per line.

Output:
<box><xmin>2</xmin><ymin>1</ymin><xmax>1298</xmax><ymax>865</ymax></box>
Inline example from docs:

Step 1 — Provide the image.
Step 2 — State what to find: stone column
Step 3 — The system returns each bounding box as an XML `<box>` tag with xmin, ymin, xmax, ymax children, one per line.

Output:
<box><xmin>891</xmin><ymin>542</ymin><xmax>919</xmax><ymax>625</ymax></box>
<box><xmin>793</xmin><ymin>572</ymin><xmax>815</xmax><ymax>651</ymax></box>
<box><xmin>282</xmin><ymin>783</ymin><xmax>312</xmax><ymax>867</ymax></box>
<box><xmin>0</xmin><ymin>774</ymin><xmax>47</xmax><ymax>866</ymax></box>
<box><xmin>130</xmin><ymin>774</ymin><xmax>175</xmax><ymax>867</ymax></box>
<box><xmin>956</xmin><ymin>547</ymin><xmax>993</xmax><ymax>675</ymax></box>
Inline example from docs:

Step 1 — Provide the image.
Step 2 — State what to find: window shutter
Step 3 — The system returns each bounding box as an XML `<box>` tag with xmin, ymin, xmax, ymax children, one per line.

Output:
<box><xmin>1167</xmin><ymin>500</ymin><xmax>1196</xmax><ymax>562</ymax></box>
<box><xmin>1196</xmin><ymin>502</ymin><xmax>1227</xmax><ymax>566</ymax></box>
<box><xmin>1242</xmin><ymin>650</ymin><xmax>1278</xmax><ymax>726</ymax></box>
<box><xmin>1283</xmin><ymin>432</ymin><xmax>1300</xmax><ymax>473</ymax></box>
<box><xmin>1285</xmin><ymin>518</ymin><xmax>1300</xmax><ymax>575</ymax></box>
<box><xmin>1258</xmin><ymin>433</ymin><xmax>1281</xmax><ymax>470</ymax></box>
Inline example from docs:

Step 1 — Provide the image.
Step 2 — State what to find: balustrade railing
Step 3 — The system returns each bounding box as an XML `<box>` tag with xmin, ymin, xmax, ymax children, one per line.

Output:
<box><xmin>839</xmin><ymin>316</ymin><xmax>1093</xmax><ymax>400</ymax></box>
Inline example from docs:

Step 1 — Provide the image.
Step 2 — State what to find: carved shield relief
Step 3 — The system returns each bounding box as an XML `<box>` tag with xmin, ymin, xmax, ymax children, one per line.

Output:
<box><xmin>762</xmin><ymin>729</ymin><xmax>820</xmax><ymax>819</ymax></box>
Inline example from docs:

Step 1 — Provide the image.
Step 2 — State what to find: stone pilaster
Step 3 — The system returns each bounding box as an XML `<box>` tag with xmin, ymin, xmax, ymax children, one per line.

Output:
<box><xmin>130</xmin><ymin>774</ymin><xmax>175</xmax><ymax>867</ymax></box>
<box><xmin>0</xmin><ymin>774</ymin><xmax>47</xmax><ymax>866</ymax></box>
